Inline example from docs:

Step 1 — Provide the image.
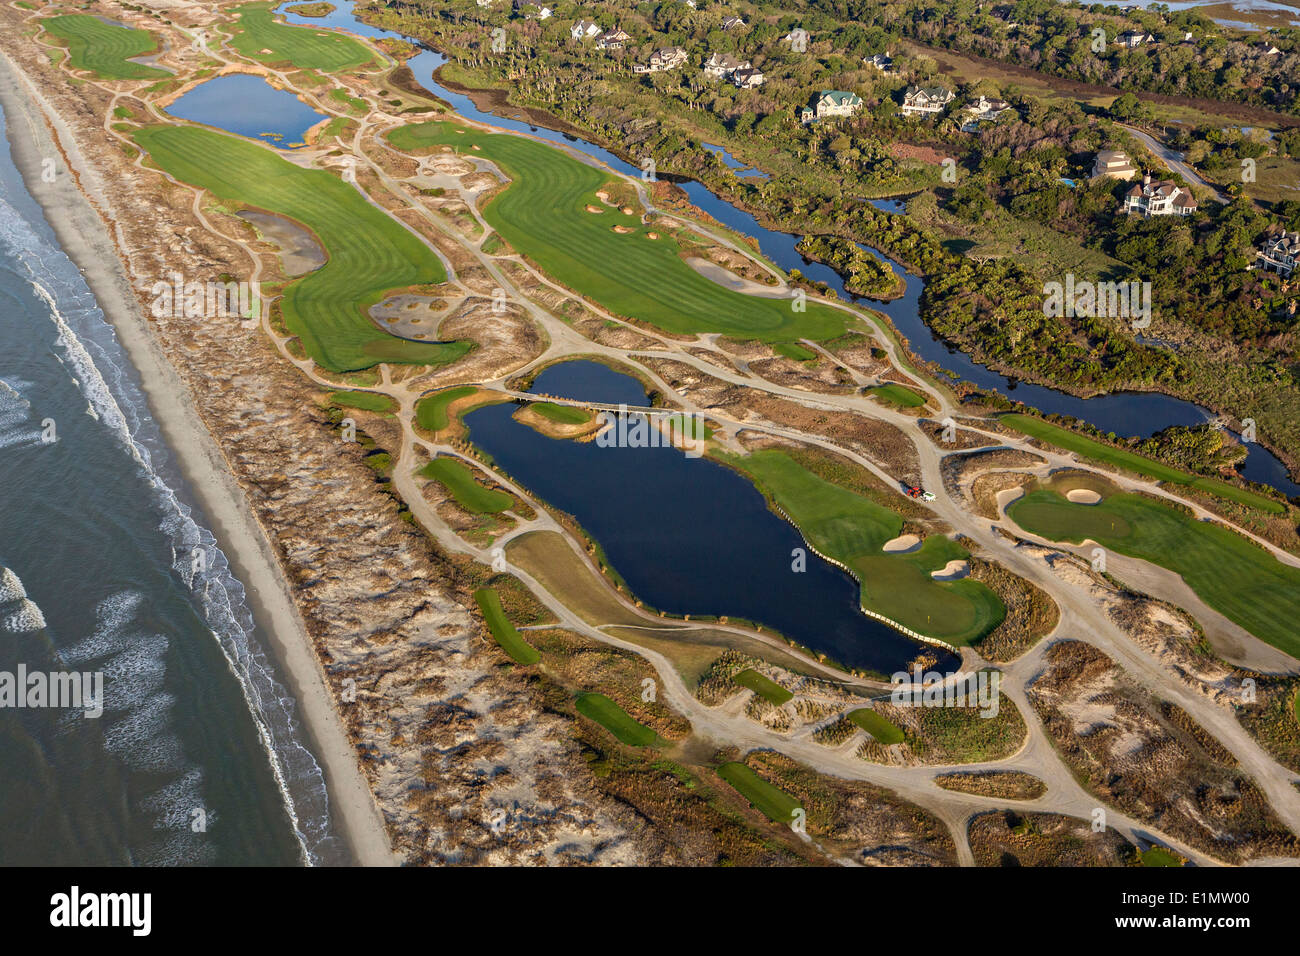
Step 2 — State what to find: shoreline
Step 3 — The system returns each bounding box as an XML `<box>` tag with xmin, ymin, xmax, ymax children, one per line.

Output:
<box><xmin>0</xmin><ymin>51</ymin><xmax>396</xmax><ymax>867</ymax></box>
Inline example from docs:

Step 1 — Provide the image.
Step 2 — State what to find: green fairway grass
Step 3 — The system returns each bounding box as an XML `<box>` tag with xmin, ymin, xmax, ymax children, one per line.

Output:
<box><xmin>415</xmin><ymin>386</ymin><xmax>476</xmax><ymax>432</ymax></box>
<box><xmin>717</xmin><ymin>762</ymin><xmax>802</xmax><ymax>822</ymax></box>
<box><xmin>420</xmin><ymin>457</ymin><xmax>514</xmax><ymax>514</ymax></box>
<box><xmin>327</xmin><ymin>389</ymin><xmax>395</xmax><ymax>413</ymax></box>
<box><xmin>473</xmin><ymin>588</ymin><xmax>540</xmax><ymax>664</ymax></box>
<box><xmin>42</xmin><ymin>15</ymin><xmax>169</xmax><ymax>80</ymax></box>
<box><xmin>847</xmin><ymin>707</ymin><xmax>905</xmax><ymax>744</ymax></box>
<box><xmin>531</xmin><ymin>402</ymin><xmax>592</xmax><ymax>425</ymax></box>
<box><xmin>575</xmin><ymin>693</ymin><xmax>658</xmax><ymax>746</ymax></box>
<box><xmin>867</xmin><ymin>383</ymin><xmax>926</xmax><ymax>408</ymax></box>
<box><xmin>1139</xmin><ymin>847</ymin><xmax>1184</xmax><ymax>867</ymax></box>
<box><xmin>1008</xmin><ymin>489</ymin><xmax>1300</xmax><ymax>657</ymax></box>
<box><xmin>386</xmin><ymin>122</ymin><xmax>850</xmax><ymax>341</ymax></box>
<box><xmin>723</xmin><ymin>450</ymin><xmax>1004</xmax><ymax>645</ymax></box>
<box><xmin>134</xmin><ymin>124</ymin><xmax>470</xmax><ymax>371</ymax></box>
<box><xmin>733</xmin><ymin>668</ymin><xmax>794</xmax><ymax>705</ymax></box>
<box><xmin>1001</xmin><ymin>414</ymin><xmax>1283</xmax><ymax>514</ymax></box>
<box><xmin>774</xmin><ymin>342</ymin><xmax>817</xmax><ymax>361</ymax></box>
<box><xmin>227</xmin><ymin>2</ymin><xmax>373</xmax><ymax>71</ymax></box>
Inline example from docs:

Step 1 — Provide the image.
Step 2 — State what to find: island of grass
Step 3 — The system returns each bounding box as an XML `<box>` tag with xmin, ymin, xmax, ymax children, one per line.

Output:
<box><xmin>421</xmin><ymin>457</ymin><xmax>514</xmax><ymax>514</ymax></box>
<box><xmin>530</xmin><ymin>402</ymin><xmax>592</xmax><ymax>425</ymax></box>
<box><xmin>575</xmin><ymin>692</ymin><xmax>659</xmax><ymax>747</ymax></box>
<box><xmin>41</xmin><ymin>14</ymin><xmax>169</xmax><ymax>80</ymax></box>
<box><xmin>133</xmin><ymin>124</ymin><xmax>471</xmax><ymax>371</ymax></box>
<box><xmin>228</xmin><ymin>2</ymin><xmax>373</xmax><ymax>71</ymax></box>
<box><xmin>867</xmin><ymin>383</ymin><xmax>926</xmax><ymax>409</ymax></box>
<box><xmin>326</xmin><ymin>389</ymin><xmax>395</xmax><ymax>414</ymax></box>
<box><xmin>1001</xmin><ymin>413</ymin><xmax>1282</xmax><ymax>514</ymax></box>
<box><xmin>847</xmin><ymin>707</ymin><xmax>904</xmax><ymax>744</ymax></box>
<box><xmin>717</xmin><ymin>761</ymin><xmax>802</xmax><ymax>823</ymax></box>
<box><xmin>722</xmin><ymin>449</ymin><xmax>1005</xmax><ymax>646</ymax></box>
<box><xmin>733</xmin><ymin>668</ymin><xmax>793</xmax><ymax>705</ymax></box>
<box><xmin>1007</xmin><ymin>489</ymin><xmax>1300</xmax><ymax>657</ymax></box>
<box><xmin>473</xmin><ymin>587</ymin><xmax>540</xmax><ymax>664</ymax></box>
<box><xmin>386</xmin><ymin>122</ymin><xmax>850</xmax><ymax>342</ymax></box>
<box><xmin>285</xmin><ymin>1</ymin><xmax>336</xmax><ymax>16</ymax></box>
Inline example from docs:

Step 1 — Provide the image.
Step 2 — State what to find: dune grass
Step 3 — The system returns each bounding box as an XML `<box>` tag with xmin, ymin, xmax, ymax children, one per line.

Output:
<box><xmin>575</xmin><ymin>692</ymin><xmax>658</xmax><ymax>746</ymax></box>
<box><xmin>420</xmin><ymin>457</ymin><xmax>514</xmax><ymax>514</ymax></box>
<box><xmin>386</xmin><ymin>122</ymin><xmax>849</xmax><ymax>342</ymax></box>
<box><xmin>41</xmin><ymin>14</ymin><xmax>169</xmax><ymax>80</ymax></box>
<box><xmin>733</xmin><ymin>668</ymin><xmax>793</xmax><ymax>705</ymax></box>
<box><xmin>227</xmin><ymin>1</ymin><xmax>373</xmax><ymax>72</ymax></box>
<box><xmin>1001</xmin><ymin>413</ymin><xmax>1283</xmax><ymax>514</ymax></box>
<box><xmin>1008</xmin><ymin>489</ymin><xmax>1300</xmax><ymax>657</ymax></box>
<box><xmin>133</xmin><ymin>124</ymin><xmax>470</xmax><ymax>371</ymax></box>
<box><xmin>722</xmin><ymin>450</ymin><xmax>1004</xmax><ymax>645</ymax></box>
<box><xmin>717</xmin><ymin>762</ymin><xmax>802</xmax><ymax>823</ymax></box>
<box><xmin>473</xmin><ymin>588</ymin><xmax>540</xmax><ymax>664</ymax></box>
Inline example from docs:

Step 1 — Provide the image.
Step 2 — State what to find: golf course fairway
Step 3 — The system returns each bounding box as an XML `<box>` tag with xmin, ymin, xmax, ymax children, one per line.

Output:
<box><xmin>134</xmin><ymin>124</ymin><xmax>471</xmax><ymax>371</ymax></box>
<box><xmin>387</xmin><ymin>122</ymin><xmax>850</xmax><ymax>342</ymax></box>
<box><xmin>1008</xmin><ymin>489</ymin><xmax>1300</xmax><ymax>657</ymax></box>
<box><xmin>41</xmin><ymin>14</ymin><xmax>169</xmax><ymax>80</ymax></box>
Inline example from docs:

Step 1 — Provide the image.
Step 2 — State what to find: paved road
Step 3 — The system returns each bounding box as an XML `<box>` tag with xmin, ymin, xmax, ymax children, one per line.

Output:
<box><xmin>1120</xmin><ymin>124</ymin><xmax>1229</xmax><ymax>204</ymax></box>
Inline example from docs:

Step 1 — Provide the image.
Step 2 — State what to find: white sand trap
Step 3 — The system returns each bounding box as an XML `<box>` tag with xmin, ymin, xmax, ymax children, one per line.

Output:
<box><xmin>585</xmin><ymin>204</ymin><xmax>604</xmax><ymax>213</ymax></box>
<box><xmin>1067</xmin><ymin>488</ymin><xmax>1102</xmax><ymax>504</ymax></box>
<box><xmin>931</xmin><ymin>560</ymin><xmax>970</xmax><ymax>581</ymax></box>
<box><xmin>882</xmin><ymin>533</ymin><xmax>921</xmax><ymax>553</ymax></box>
<box><xmin>996</xmin><ymin>486</ymin><xmax>1026</xmax><ymax>514</ymax></box>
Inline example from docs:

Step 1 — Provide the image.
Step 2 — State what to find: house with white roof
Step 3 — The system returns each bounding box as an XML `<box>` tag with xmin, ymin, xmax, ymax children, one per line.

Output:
<box><xmin>571</xmin><ymin>19</ymin><xmax>601</xmax><ymax>40</ymax></box>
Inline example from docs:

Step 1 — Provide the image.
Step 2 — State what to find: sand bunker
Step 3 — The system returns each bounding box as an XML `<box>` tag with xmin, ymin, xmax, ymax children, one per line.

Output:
<box><xmin>621</xmin><ymin>206</ymin><xmax>635</xmax><ymax>215</ymax></box>
<box><xmin>611</xmin><ymin>225</ymin><xmax>633</xmax><ymax>234</ymax></box>
<box><xmin>1067</xmin><ymin>489</ymin><xmax>1102</xmax><ymax>504</ymax></box>
<box><xmin>646</xmin><ymin>232</ymin><xmax>659</xmax><ymax>239</ymax></box>
<box><xmin>931</xmin><ymin>560</ymin><xmax>970</xmax><ymax>581</ymax></box>
<box><xmin>882</xmin><ymin>534</ymin><xmax>921</xmax><ymax>553</ymax></box>
<box><xmin>585</xmin><ymin>204</ymin><xmax>604</xmax><ymax>213</ymax></box>
<box><xmin>996</xmin><ymin>486</ymin><xmax>1027</xmax><ymax>514</ymax></box>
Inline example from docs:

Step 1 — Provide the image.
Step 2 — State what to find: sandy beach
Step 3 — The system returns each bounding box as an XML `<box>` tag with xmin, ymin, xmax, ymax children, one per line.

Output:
<box><xmin>0</xmin><ymin>51</ymin><xmax>396</xmax><ymax>867</ymax></box>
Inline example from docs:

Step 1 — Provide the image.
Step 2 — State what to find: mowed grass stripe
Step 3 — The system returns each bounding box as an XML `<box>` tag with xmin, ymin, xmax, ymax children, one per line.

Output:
<box><xmin>717</xmin><ymin>762</ymin><xmax>802</xmax><ymax>823</ymax></box>
<box><xmin>473</xmin><ymin>588</ymin><xmax>540</xmax><ymax>664</ymax></box>
<box><xmin>1008</xmin><ymin>489</ymin><xmax>1300</xmax><ymax>657</ymax></box>
<box><xmin>1001</xmin><ymin>413</ymin><xmax>1283</xmax><ymax>514</ymax></box>
<box><xmin>387</xmin><ymin>122</ymin><xmax>849</xmax><ymax>341</ymax></box>
<box><xmin>134</xmin><ymin>124</ymin><xmax>468</xmax><ymax>371</ymax></box>
<box><xmin>575</xmin><ymin>693</ymin><xmax>658</xmax><ymax>746</ymax></box>
<box><xmin>42</xmin><ymin>14</ymin><xmax>169</xmax><ymax>80</ymax></box>
<box><xmin>228</xmin><ymin>2</ymin><xmax>372</xmax><ymax>71</ymax></box>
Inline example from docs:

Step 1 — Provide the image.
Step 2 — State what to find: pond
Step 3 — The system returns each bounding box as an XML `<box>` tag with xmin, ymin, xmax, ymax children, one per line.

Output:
<box><xmin>165</xmin><ymin>73</ymin><xmax>327</xmax><ymax>148</ymax></box>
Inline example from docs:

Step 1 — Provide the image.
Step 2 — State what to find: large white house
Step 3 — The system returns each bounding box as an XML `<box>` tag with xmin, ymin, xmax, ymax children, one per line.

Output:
<box><xmin>733</xmin><ymin>67</ymin><xmax>765</xmax><ymax>89</ymax></box>
<box><xmin>570</xmin><ymin>19</ymin><xmax>601</xmax><ymax>40</ymax></box>
<box><xmin>1257</xmin><ymin>227</ymin><xmax>1299</xmax><ymax>277</ymax></box>
<box><xmin>635</xmin><ymin>46</ymin><xmax>688</xmax><ymax>73</ymax></box>
<box><xmin>702</xmin><ymin>52</ymin><xmax>747</xmax><ymax>78</ymax></box>
<box><xmin>801</xmin><ymin>90</ymin><xmax>863</xmax><ymax>123</ymax></box>
<box><xmin>864</xmin><ymin>52</ymin><xmax>896</xmax><ymax>74</ymax></box>
<box><xmin>1123</xmin><ymin>174</ymin><xmax>1198</xmax><ymax>217</ymax></box>
<box><xmin>901</xmin><ymin>85</ymin><xmax>954</xmax><ymax>116</ymax></box>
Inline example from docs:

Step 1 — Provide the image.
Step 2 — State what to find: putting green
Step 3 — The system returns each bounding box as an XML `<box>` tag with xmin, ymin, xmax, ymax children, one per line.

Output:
<box><xmin>133</xmin><ymin>124</ymin><xmax>470</xmax><ymax>371</ymax></box>
<box><xmin>717</xmin><ymin>762</ymin><xmax>802</xmax><ymax>823</ymax></box>
<box><xmin>733</xmin><ymin>668</ymin><xmax>793</xmax><ymax>705</ymax></box>
<box><xmin>415</xmin><ymin>386</ymin><xmax>476</xmax><ymax>432</ymax></box>
<box><xmin>42</xmin><ymin>14</ymin><xmax>169</xmax><ymax>80</ymax></box>
<box><xmin>723</xmin><ymin>450</ymin><xmax>1004</xmax><ymax>645</ymax></box>
<box><xmin>386</xmin><ymin>122</ymin><xmax>849</xmax><ymax>341</ymax></box>
<box><xmin>227</xmin><ymin>2</ymin><xmax>373</xmax><ymax>71</ymax></box>
<box><xmin>867</xmin><ymin>383</ymin><xmax>926</xmax><ymax>408</ymax></box>
<box><xmin>1008</xmin><ymin>489</ymin><xmax>1300</xmax><ymax>657</ymax></box>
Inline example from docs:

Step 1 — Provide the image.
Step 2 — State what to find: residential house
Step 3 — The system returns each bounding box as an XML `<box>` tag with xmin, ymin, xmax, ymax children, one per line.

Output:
<box><xmin>1092</xmin><ymin>149</ymin><xmax>1138</xmax><ymax>180</ymax></box>
<box><xmin>570</xmin><ymin>19</ymin><xmax>601</xmax><ymax>40</ymax></box>
<box><xmin>900</xmin><ymin>85</ymin><xmax>955</xmax><ymax>116</ymax></box>
<box><xmin>801</xmin><ymin>89</ymin><xmax>863</xmax><ymax>123</ymax></box>
<box><xmin>597</xmin><ymin>28</ymin><xmax>630</xmax><ymax>50</ymax></box>
<box><xmin>722</xmin><ymin>15</ymin><xmax>746</xmax><ymax>30</ymax></box>
<box><xmin>703</xmin><ymin>52</ymin><xmax>747</xmax><ymax>78</ymax></box>
<box><xmin>1116</xmin><ymin>31</ymin><xmax>1155</xmax><ymax>47</ymax></box>
<box><xmin>635</xmin><ymin>46</ymin><xmax>688</xmax><ymax>73</ymax></box>
<box><xmin>960</xmin><ymin>94</ymin><xmax>1012</xmax><ymax>131</ymax></box>
<box><xmin>864</xmin><ymin>52</ymin><xmax>896</xmax><ymax>74</ymax></box>
<box><xmin>732</xmin><ymin>66</ymin><xmax>765</xmax><ymax>89</ymax></box>
<box><xmin>1123</xmin><ymin>174</ymin><xmax>1198</xmax><ymax>217</ymax></box>
<box><xmin>1259</xmin><ymin>43</ymin><xmax>1282</xmax><ymax>56</ymax></box>
<box><xmin>1256</xmin><ymin>226</ymin><xmax>1299</xmax><ymax>277</ymax></box>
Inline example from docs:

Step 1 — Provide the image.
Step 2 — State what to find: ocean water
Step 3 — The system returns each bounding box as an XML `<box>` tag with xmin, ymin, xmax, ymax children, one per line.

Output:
<box><xmin>0</xmin><ymin>105</ymin><xmax>335</xmax><ymax>865</ymax></box>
